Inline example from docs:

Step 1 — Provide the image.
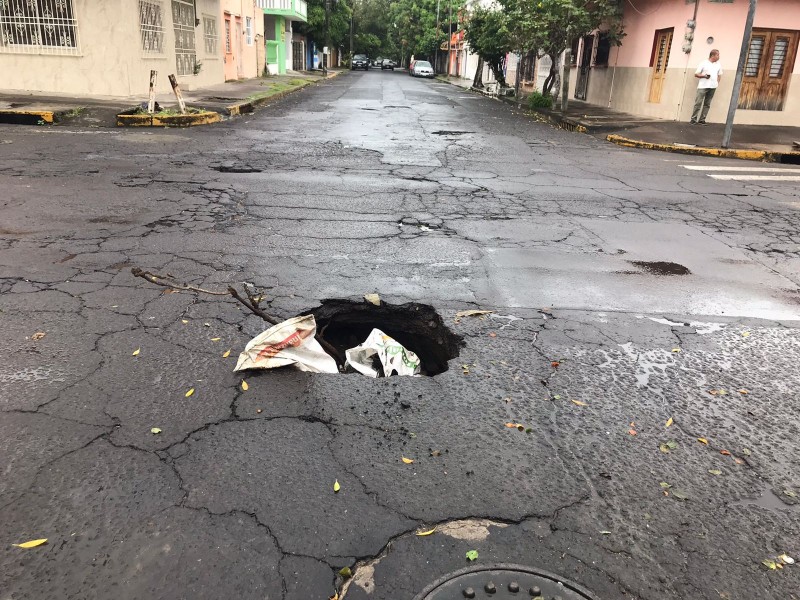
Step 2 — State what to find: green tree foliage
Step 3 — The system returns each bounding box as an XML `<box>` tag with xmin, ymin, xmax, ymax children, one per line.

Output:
<box><xmin>389</xmin><ymin>0</ymin><xmax>440</xmax><ymax>62</ymax></box>
<box><xmin>462</xmin><ymin>6</ymin><xmax>512</xmax><ymax>86</ymax></box>
<box><xmin>296</xmin><ymin>0</ymin><xmax>352</xmax><ymax>48</ymax></box>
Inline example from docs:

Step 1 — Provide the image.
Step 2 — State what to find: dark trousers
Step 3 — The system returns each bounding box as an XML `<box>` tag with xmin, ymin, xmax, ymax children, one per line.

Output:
<box><xmin>691</xmin><ymin>88</ymin><xmax>716</xmax><ymax>123</ymax></box>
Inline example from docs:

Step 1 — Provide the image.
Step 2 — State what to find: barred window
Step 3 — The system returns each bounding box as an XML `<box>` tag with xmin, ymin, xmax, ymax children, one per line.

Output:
<box><xmin>224</xmin><ymin>16</ymin><xmax>230</xmax><ymax>53</ymax></box>
<box><xmin>139</xmin><ymin>0</ymin><xmax>164</xmax><ymax>54</ymax></box>
<box><xmin>245</xmin><ymin>16</ymin><xmax>252</xmax><ymax>45</ymax></box>
<box><xmin>172</xmin><ymin>0</ymin><xmax>195</xmax><ymax>75</ymax></box>
<box><xmin>0</xmin><ymin>0</ymin><xmax>80</xmax><ymax>55</ymax></box>
<box><xmin>203</xmin><ymin>15</ymin><xmax>217</xmax><ymax>55</ymax></box>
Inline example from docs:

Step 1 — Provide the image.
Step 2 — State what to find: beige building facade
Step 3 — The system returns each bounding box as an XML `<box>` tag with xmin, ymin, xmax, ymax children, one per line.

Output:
<box><xmin>0</xmin><ymin>0</ymin><xmax>228</xmax><ymax>97</ymax></box>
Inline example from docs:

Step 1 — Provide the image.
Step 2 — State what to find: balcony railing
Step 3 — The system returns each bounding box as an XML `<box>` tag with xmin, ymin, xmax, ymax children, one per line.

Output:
<box><xmin>257</xmin><ymin>0</ymin><xmax>307</xmax><ymax>18</ymax></box>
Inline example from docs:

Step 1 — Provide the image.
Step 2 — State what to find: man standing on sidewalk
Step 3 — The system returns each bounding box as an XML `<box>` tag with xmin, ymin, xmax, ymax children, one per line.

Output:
<box><xmin>691</xmin><ymin>50</ymin><xmax>722</xmax><ymax>124</ymax></box>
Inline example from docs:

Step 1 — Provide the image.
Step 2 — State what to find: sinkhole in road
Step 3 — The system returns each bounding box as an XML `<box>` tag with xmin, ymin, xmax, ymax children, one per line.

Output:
<box><xmin>305</xmin><ymin>300</ymin><xmax>463</xmax><ymax>376</ymax></box>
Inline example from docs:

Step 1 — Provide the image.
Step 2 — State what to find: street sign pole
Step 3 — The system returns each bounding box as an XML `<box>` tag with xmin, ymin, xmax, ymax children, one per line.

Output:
<box><xmin>722</xmin><ymin>0</ymin><xmax>757</xmax><ymax>148</ymax></box>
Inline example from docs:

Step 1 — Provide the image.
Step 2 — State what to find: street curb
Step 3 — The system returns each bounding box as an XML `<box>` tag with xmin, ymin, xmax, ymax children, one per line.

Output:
<box><xmin>226</xmin><ymin>70</ymin><xmax>344</xmax><ymax>117</ymax></box>
<box><xmin>0</xmin><ymin>109</ymin><xmax>58</xmax><ymax>125</ymax></box>
<box><xmin>116</xmin><ymin>110</ymin><xmax>222</xmax><ymax>127</ymax></box>
<box><xmin>605</xmin><ymin>133</ymin><xmax>796</xmax><ymax>162</ymax></box>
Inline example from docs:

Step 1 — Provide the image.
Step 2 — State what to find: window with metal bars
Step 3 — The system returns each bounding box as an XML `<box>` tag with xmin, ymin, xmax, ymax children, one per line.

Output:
<box><xmin>139</xmin><ymin>0</ymin><xmax>164</xmax><ymax>54</ymax></box>
<box><xmin>245</xmin><ymin>15</ymin><xmax>252</xmax><ymax>45</ymax></box>
<box><xmin>224</xmin><ymin>17</ymin><xmax>230</xmax><ymax>53</ymax></box>
<box><xmin>203</xmin><ymin>15</ymin><xmax>217</xmax><ymax>55</ymax></box>
<box><xmin>172</xmin><ymin>0</ymin><xmax>196</xmax><ymax>75</ymax></box>
<box><xmin>0</xmin><ymin>0</ymin><xmax>79</xmax><ymax>55</ymax></box>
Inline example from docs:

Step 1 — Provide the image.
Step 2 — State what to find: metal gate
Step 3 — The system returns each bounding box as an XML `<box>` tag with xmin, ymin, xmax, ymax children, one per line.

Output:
<box><xmin>292</xmin><ymin>40</ymin><xmax>304</xmax><ymax>71</ymax></box>
<box><xmin>574</xmin><ymin>35</ymin><xmax>594</xmax><ymax>100</ymax></box>
<box><xmin>171</xmin><ymin>0</ymin><xmax>196</xmax><ymax>76</ymax></box>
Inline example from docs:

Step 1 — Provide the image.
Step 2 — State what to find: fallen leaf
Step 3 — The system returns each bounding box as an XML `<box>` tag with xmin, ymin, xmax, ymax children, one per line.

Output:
<box><xmin>671</xmin><ymin>489</ymin><xmax>689</xmax><ymax>501</ymax></box>
<box><xmin>465</xmin><ymin>549</ymin><xmax>479</xmax><ymax>561</ymax></box>
<box><xmin>416</xmin><ymin>527</ymin><xmax>436</xmax><ymax>536</ymax></box>
<box><xmin>551</xmin><ymin>361</ymin><xmax>560</xmax><ymax>368</ymax></box>
<box><xmin>185</xmin><ymin>388</ymin><xmax>195</xmax><ymax>397</ymax></box>
<box><xmin>222</xmin><ymin>349</ymin><xmax>231</xmax><ymax>358</ymax></box>
<box><xmin>132</xmin><ymin>348</ymin><xmax>140</xmax><ymax>356</ymax></box>
<box><xmin>505</xmin><ymin>422</ymin><xmax>524</xmax><ymax>429</ymax></box>
<box><xmin>553</xmin><ymin>394</ymin><xmax>561</xmax><ymax>400</ymax></box>
<box><xmin>666</xmin><ymin>440</ymin><xmax>677</xmax><ymax>449</ymax></box>
<box><xmin>671</xmin><ymin>348</ymin><xmax>681</xmax><ymax>353</ymax></box>
<box><xmin>338</xmin><ymin>567</ymin><xmax>352</xmax><ymax>578</ymax></box>
<box><xmin>330</xmin><ymin>594</ymin><xmax>339</xmax><ymax>600</ymax></box>
<box><xmin>488</xmin><ymin>332</ymin><xmax>497</xmax><ymax>338</ymax></box>
<box><xmin>659</xmin><ymin>443</ymin><xmax>671</xmax><ymax>453</ymax></box>
<box><xmin>181</xmin><ymin>319</ymin><xmax>189</xmax><ymax>324</ymax></box>
<box><xmin>738</xmin><ymin>389</ymin><xmax>749</xmax><ymax>395</ymax></box>
<box><xmin>779</xmin><ymin>554</ymin><xmax>795</xmax><ymax>565</ymax></box>
<box><xmin>150</xmin><ymin>427</ymin><xmax>162</xmax><ymax>434</ymax></box>
<box><xmin>402</xmin><ymin>457</ymin><xmax>415</xmax><ymax>464</ymax></box>
<box><xmin>203</xmin><ymin>323</ymin><xmax>211</xmax><ymax>327</ymax></box>
<box><xmin>455</xmin><ymin>309</ymin><xmax>494</xmax><ymax>318</ymax></box>
<box><xmin>708</xmin><ymin>469</ymin><xmax>722</xmax><ymax>476</ymax></box>
<box><xmin>571</xmin><ymin>399</ymin><xmax>587</xmax><ymax>406</ymax></box>
<box><xmin>210</xmin><ymin>337</ymin><xmax>221</xmax><ymax>342</ymax></box>
<box><xmin>665</xmin><ymin>417</ymin><xmax>673</xmax><ymax>428</ymax></box>
<box><xmin>333</xmin><ymin>480</ymin><xmax>340</xmax><ymax>493</ymax></box>
<box><xmin>763</xmin><ymin>559</ymin><xmax>778</xmax><ymax>570</ymax></box>
<box><xmin>241</xmin><ymin>380</ymin><xmax>249</xmax><ymax>391</ymax></box>
<box><xmin>31</xmin><ymin>332</ymin><xmax>46</xmax><ymax>341</ymax></box>
<box><xmin>698</xmin><ymin>438</ymin><xmax>709</xmax><ymax>445</ymax></box>
<box><xmin>599</xmin><ymin>530</ymin><xmax>612</xmax><ymax>535</ymax></box>
<box><xmin>659</xmin><ymin>482</ymin><xmax>672</xmax><ymax>488</ymax></box>
<box><xmin>12</xmin><ymin>538</ymin><xmax>48</xmax><ymax>549</ymax></box>
<box><xmin>784</xmin><ymin>489</ymin><xmax>797</xmax><ymax>498</ymax></box>
<box><xmin>430</xmin><ymin>450</ymin><xmax>441</xmax><ymax>457</ymax></box>
<box><xmin>743</xmin><ymin>447</ymin><xmax>751</xmax><ymax>456</ymax></box>
<box><xmin>364</xmin><ymin>293</ymin><xmax>380</xmax><ymax>306</ymax></box>
<box><xmin>628</xmin><ymin>429</ymin><xmax>637</xmax><ymax>436</ymax></box>
<box><xmin>720</xmin><ymin>449</ymin><xmax>731</xmax><ymax>456</ymax></box>
<box><xmin>742</xmin><ymin>331</ymin><xmax>751</xmax><ymax>338</ymax></box>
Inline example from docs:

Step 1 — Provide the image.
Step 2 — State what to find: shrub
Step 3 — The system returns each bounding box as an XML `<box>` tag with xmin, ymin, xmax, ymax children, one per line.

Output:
<box><xmin>527</xmin><ymin>91</ymin><xmax>553</xmax><ymax>110</ymax></box>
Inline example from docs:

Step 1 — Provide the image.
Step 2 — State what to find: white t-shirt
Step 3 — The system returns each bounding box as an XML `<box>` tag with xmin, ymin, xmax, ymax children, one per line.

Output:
<box><xmin>696</xmin><ymin>60</ymin><xmax>722</xmax><ymax>89</ymax></box>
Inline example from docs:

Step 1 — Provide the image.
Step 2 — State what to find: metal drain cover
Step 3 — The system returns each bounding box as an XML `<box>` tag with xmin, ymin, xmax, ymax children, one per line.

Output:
<box><xmin>412</xmin><ymin>564</ymin><xmax>599</xmax><ymax>600</ymax></box>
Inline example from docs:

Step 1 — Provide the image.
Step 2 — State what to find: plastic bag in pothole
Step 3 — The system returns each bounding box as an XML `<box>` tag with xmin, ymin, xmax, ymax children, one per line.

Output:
<box><xmin>234</xmin><ymin>314</ymin><xmax>339</xmax><ymax>374</ymax></box>
<box><xmin>345</xmin><ymin>328</ymin><xmax>421</xmax><ymax>377</ymax></box>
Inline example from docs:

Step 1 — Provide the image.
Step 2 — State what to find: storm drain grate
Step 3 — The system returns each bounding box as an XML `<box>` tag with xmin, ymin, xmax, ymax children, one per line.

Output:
<box><xmin>412</xmin><ymin>564</ymin><xmax>599</xmax><ymax>600</ymax></box>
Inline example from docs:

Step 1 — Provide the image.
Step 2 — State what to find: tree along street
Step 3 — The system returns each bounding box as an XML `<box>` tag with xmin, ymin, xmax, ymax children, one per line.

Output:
<box><xmin>1</xmin><ymin>70</ymin><xmax>799</xmax><ymax>599</ymax></box>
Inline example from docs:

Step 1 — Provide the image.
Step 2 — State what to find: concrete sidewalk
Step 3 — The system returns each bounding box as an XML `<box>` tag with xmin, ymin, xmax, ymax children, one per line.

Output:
<box><xmin>0</xmin><ymin>70</ymin><xmax>340</xmax><ymax>127</ymax></box>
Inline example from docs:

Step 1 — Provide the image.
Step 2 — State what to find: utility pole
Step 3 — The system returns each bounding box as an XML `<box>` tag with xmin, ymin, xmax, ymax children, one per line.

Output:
<box><xmin>435</xmin><ymin>0</ymin><xmax>441</xmax><ymax>72</ymax></box>
<box><xmin>350</xmin><ymin>5</ymin><xmax>353</xmax><ymax>61</ymax></box>
<box><xmin>323</xmin><ymin>0</ymin><xmax>331</xmax><ymax>76</ymax></box>
<box><xmin>722</xmin><ymin>0</ymin><xmax>757</xmax><ymax>148</ymax></box>
<box><xmin>447</xmin><ymin>0</ymin><xmax>452</xmax><ymax>75</ymax></box>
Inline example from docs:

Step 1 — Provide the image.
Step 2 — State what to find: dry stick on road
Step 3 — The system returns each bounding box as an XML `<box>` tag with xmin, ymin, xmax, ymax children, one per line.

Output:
<box><xmin>130</xmin><ymin>267</ymin><xmax>344</xmax><ymax>367</ymax></box>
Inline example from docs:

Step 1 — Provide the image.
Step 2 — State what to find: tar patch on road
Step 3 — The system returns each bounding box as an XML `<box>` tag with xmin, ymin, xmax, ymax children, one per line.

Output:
<box><xmin>629</xmin><ymin>260</ymin><xmax>692</xmax><ymax>276</ymax></box>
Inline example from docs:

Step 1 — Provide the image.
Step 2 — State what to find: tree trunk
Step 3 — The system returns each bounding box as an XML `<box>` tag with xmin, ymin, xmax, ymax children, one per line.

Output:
<box><xmin>515</xmin><ymin>51</ymin><xmax>524</xmax><ymax>105</ymax></box>
<box><xmin>473</xmin><ymin>57</ymin><xmax>484</xmax><ymax>88</ymax></box>
<box><xmin>543</xmin><ymin>52</ymin><xmax>558</xmax><ymax>96</ymax></box>
<box><xmin>491</xmin><ymin>60</ymin><xmax>506</xmax><ymax>87</ymax></box>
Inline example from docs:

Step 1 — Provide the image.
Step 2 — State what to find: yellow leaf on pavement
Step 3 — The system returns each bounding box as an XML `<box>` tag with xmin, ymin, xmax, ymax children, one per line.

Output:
<box><xmin>402</xmin><ymin>457</ymin><xmax>415</xmax><ymax>464</ymax></box>
<box><xmin>571</xmin><ymin>399</ymin><xmax>587</xmax><ymax>406</ymax></box>
<box><xmin>698</xmin><ymin>437</ymin><xmax>709</xmax><ymax>445</ymax></box>
<box><xmin>241</xmin><ymin>380</ymin><xmax>249</xmax><ymax>391</ymax></box>
<box><xmin>455</xmin><ymin>309</ymin><xmax>494</xmax><ymax>318</ymax></box>
<box><xmin>416</xmin><ymin>527</ymin><xmax>436</xmax><ymax>536</ymax></box>
<box><xmin>12</xmin><ymin>538</ymin><xmax>48</xmax><ymax>548</ymax></box>
<box><xmin>222</xmin><ymin>349</ymin><xmax>231</xmax><ymax>358</ymax></box>
<box><xmin>185</xmin><ymin>388</ymin><xmax>195</xmax><ymax>397</ymax></box>
<box><xmin>181</xmin><ymin>319</ymin><xmax>188</xmax><ymax>324</ymax></box>
<box><xmin>665</xmin><ymin>417</ymin><xmax>673</xmax><ymax>428</ymax></box>
<box><xmin>364</xmin><ymin>293</ymin><xmax>381</xmax><ymax>306</ymax></box>
<box><xmin>150</xmin><ymin>427</ymin><xmax>162</xmax><ymax>434</ymax></box>
<box><xmin>210</xmin><ymin>337</ymin><xmax>221</xmax><ymax>342</ymax></box>
<box><xmin>132</xmin><ymin>348</ymin><xmax>140</xmax><ymax>356</ymax></box>
<box><xmin>333</xmin><ymin>480</ymin><xmax>340</xmax><ymax>493</ymax></box>
<box><xmin>671</xmin><ymin>348</ymin><xmax>681</xmax><ymax>353</ymax></box>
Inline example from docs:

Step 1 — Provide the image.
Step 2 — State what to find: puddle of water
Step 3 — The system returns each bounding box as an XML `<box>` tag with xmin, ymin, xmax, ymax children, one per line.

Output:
<box><xmin>732</xmin><ymin>488</ymin><xmax>800</xmax><ymax>512</ymax></box>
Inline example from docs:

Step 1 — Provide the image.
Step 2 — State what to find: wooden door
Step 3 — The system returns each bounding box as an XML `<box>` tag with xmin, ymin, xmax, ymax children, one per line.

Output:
<box><xmin>648</xmin><ymin>29</ymin><xmax>673</xmax><ymax>103</ymax></box>
<box><xmin>574</xmin><ymin>35</ymin><xmax>595</xmax><ymax>100</ymax></box>
<box><xmin>236</xmin><ymin>18</ymin><xmax>244</xmax><ymax>78</ymax></box>
<box><xmin>738</xmin><ymin>29</ymin><xmax>799</xmax><ymax>111</ymax></box>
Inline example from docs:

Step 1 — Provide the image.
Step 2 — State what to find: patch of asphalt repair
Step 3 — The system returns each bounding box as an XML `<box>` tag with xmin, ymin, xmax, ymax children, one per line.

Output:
<box><xmin>1</xmin><ymin>70</ymin><xmax>799</xmax><ymax>599</ymax></box>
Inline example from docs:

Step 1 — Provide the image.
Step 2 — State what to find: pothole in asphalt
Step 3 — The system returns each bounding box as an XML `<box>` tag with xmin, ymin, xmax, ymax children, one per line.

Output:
<box><xmin>305</xmin><ymin>300</ymin><xmax>463</xmax><ymax>376</ymax></box>
<box><xmin>412</xmin><ymin>564</ymin><xmax>599</xmax><ymax>599</ymax></box>
<box><xmin>629</xmin><ymin>260</ymin><xmax>691</xmax><ymax>276</ymax></box>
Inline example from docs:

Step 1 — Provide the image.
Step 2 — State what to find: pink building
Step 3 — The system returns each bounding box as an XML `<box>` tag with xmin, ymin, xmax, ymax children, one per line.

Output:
<box><xmin>573</xmin><ymin>0</ymin><xmax>799</xmax><ymax>125</ymax></box>
<box><xmin>221</xmin><ymin>0</ymin><xmax>265</xmax><ymax>81</ymax></box>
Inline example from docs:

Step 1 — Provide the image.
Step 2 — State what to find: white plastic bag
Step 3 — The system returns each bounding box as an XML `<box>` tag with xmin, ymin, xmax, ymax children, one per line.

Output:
<box><xmin>345</xmin><ymin>328</ymin><xmax>421</xmax><ymax>378</ymax></box>
<box><xmin>234</xmin><ymin>314</ymin><xmax>339</xmax><ymax>374</ymax></box>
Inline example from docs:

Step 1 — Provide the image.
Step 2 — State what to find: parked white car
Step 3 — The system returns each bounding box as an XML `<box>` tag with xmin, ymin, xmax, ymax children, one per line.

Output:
<box><xmin>411</xmin><ymin>60</ymin><xmax>434</xmax><ymax>78</ymax></box>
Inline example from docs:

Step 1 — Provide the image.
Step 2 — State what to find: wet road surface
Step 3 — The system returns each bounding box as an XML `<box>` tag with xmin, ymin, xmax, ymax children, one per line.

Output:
<box><xmin>1</xmin><ymin>69</ymin><xmax>799</xmax><ymax>599</ymax></box>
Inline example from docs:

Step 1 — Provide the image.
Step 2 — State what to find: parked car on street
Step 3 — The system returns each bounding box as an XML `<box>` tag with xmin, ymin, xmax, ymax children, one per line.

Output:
<box><xmin>381</xmin><ymin>59</ymin><xmax>396</xmax><ymax>71</ymax></box>
<box><xmin>352</xmin><ymin>54</ymin><xmax>370</xmax><ymax>70</ymax></box>
<box><xmin>372</xmin><ymin>57</ymin><xmax>384</xmax><ymax>67</ymax></box>
<box><xmin>411</xmin><ymin>60</ymin><xmax>434</xmax><ymax>78</ymax></box>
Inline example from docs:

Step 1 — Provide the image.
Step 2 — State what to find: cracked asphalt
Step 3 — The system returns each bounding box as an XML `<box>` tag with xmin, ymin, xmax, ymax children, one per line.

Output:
<box><xmin>2</xmin><ymin>70</ymin><xmax>800</xmax><ymax>600</ymax></box>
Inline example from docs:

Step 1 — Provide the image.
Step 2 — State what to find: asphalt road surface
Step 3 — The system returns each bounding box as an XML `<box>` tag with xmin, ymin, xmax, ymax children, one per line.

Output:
<box><xmin>2</xmin><ymin>69</ymin><xmax>799</xmax><ymax>600</ymax></box>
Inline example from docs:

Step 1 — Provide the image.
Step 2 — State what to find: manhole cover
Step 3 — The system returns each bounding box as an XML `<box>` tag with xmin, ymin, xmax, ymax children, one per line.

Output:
<box><xmin>412</xmin><ymin>564</ymin><xmax>599</xmax><ymax>600</ymax></box>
